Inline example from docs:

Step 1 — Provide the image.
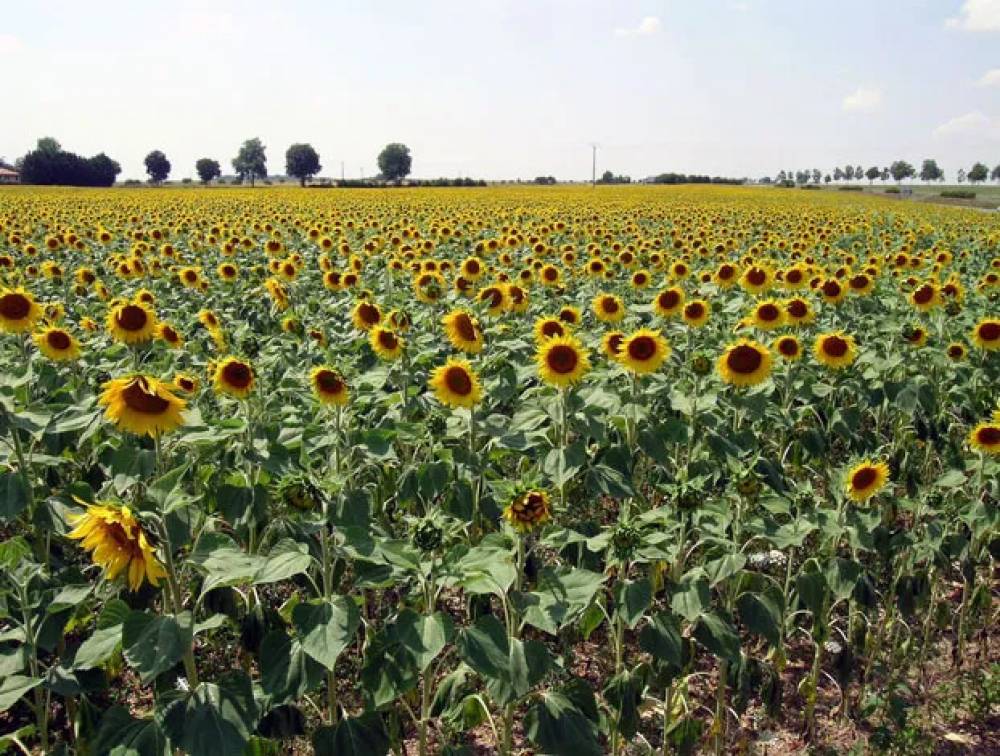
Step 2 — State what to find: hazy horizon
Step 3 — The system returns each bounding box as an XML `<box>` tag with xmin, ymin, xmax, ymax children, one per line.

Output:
<box><xmin>3</xmin><ymin>0</ymin><xmax>999</xmax><ymax>182</ymax></box>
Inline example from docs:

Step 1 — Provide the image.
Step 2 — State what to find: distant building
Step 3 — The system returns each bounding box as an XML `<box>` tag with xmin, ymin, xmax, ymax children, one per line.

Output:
<box><xmin>0</xmin><ymin>167</ymin><xmax>20</xmax><ymax>184</ymax></box>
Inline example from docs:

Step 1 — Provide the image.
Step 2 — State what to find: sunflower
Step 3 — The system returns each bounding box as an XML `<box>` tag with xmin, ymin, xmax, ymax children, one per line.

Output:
<box><xmin>67</xmin><ymin>500</ymin><xmax>167</xmax><ymax>591</ymax></box>
<box><xmin>0</xmin><ymin>287</ymin><xmax>43</xmax><ymax>334</ymax></box>
<box><xmin>813</xmin><ymin>331</ymin><xmax>857</xmax><ymax>370</ymax></box>
<box><xmin>602</xmin><ymin>330</ymin><xmax>625</xmax><ymax>361</ymax></box>
<box><xmin>909</xmin><ymin>282</ymin><xmax>940</xmax><ymax>312</ymax></box>
<box><xmin>429</xmin><ymin>359</ymin><xmax>482</xmax><ymax>409</ymax></box>
<box><xmin>845</xmin><ymin>460</ymin><xmax>890</xmax><ymax>502</ymax></box>
<box><xmin>819</xmin><ymin>278</ymin><xmax>847</xmax><ymax>305</ymax></box>
<box><xmin>213</xmin><ymin>357</ymin><xmax>255</xmax><ymax>399</ymax></box>
<box><xmin>352</xmin><ymin>301</ymin><xmax>382</xmax><ymax>331</ymax></box>
<box><xmin>370</xmin><ymin>326</ymin><xmax>404</xmax><ymax>361</ymax></box>
<box><xmin>652</xmin><ymin>287</ymin><xmax>684</xmax><ymax>318</ymax></box>
<box><xmin>503</xmin><ymin>490</ymin><xmax>551</xmax><ymax>533</ymax></box>
<box><xmin>783</xmin><ymin>297</ymin><xmax>814</xmax><ymax>326</ymax></box>
<box><xmin>714</xmin><ymin>263</ymin><xmax>739</xmax><ymax>288</ymax></box>
<box><xmin>442</xmin><ymin>309</ymin><xmax>484</xmax><ymax>354</ymax></box>
<box><xmin>902</xmin><ymin>324</ymin><xmax>927</xmax><ymax>348</ymax></box>
<box><xmin>107</xmin><ymin>301</ymin><xmax>157</xmax><ymax>345</ymax></box>
<box><xmin>773</xmin><ymin>334</ymin><xmax>802</xmax><ymax>361</ymax></box>
<box><xmin>970</xmin><ymin>318</ymin><xmax>1000</xmax><ymax>351</ymax></box>
<box><xmin>217</xmin><ymin>262</ymin><xmax>239</xmax><ymax>281</ymax></box>
<box><xmin>557</xmin><ymin>306</ymin><xmax>581</xmax><ymax>326</ymax></box>
<box><xmin>682</xmin><ymin>299</ymin><xmax>710</xmax><ymax>328</ymax></box>
<box><xmin>461</xmin><ymin>256</ymin><xmax>485</xmax><ymax>281</ymax></box>
<box><xmin>717</xmin><ymin>339</ymin><xmax>773</xmax><ymax>387</ymax></box>
<box><xmin>592</xmin><ymin>293</ymin><xmax>625</xmax><ymax>323</ymax></box>
<box><xmin>310</xmin><ymin>366</ymin><xmax>349</xmax><ymax>406</ymax></box>
<box><xmin>536</xmin><ymin>335</ymin><xmax>590</xmax><ymax>387</ymax></box>
<box><xmin>198</xmin><ymin>309</ymin><xmax>221</xmax><ymax>331</ymax></box>
<box><xmin>740</xmin><ymin>265</ymin><xmax>773</xmax><ymax>295</ymax></box>
<box><xmin>618</xmin><ymin>328</ymin><xmax>670</xmax><ymax>374</ymax></box>
<box><xmin>477</xmin><ymin>285</ymin><xmax>508</xmax><ymax>316</ymax></box>
<box><xmin>968</xmin><ymin>422</ymin><xmax>1000</xmax><ymax>455</ymax></box>
<box><xmin>751</xmin><ymin>300</ymin><xmax>785</xmax><ymax>330</ymax></box>
<box><xmin>33</xmin><ymin>326</ymin><xmax>81</xmax><ymax>361</ymax></box>
<box><xmin>157</xmin><ymin>322</ymin><xmax>184</xmax><ymax>349</ymax></box>
<box><xmin>946</xmin><ymin>342</ymin><xmax>967</xmax><ymax>361</ymax></box>
<box><xmin>173</xmin><ymin>373</ymin><xmax>199</xmax><ymax>393</ymax></box>
<box><xmin>99</xmin><ymin>375</ymin><xmax>187</xmax><ymax>437</ymax></box>
<box><xmin>534</xmin><ymin>316</ymin><xmax>568</xmax><ymax>343</ymax></box>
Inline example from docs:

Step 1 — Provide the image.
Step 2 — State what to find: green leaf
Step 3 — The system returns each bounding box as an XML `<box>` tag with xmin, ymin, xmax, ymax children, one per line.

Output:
<box><xmin>48</xmin><ymin>584</ymin><xmax>92</xmax><ymax>611</ymax></box>
<box><xmin>74</xmin><ymin>602</ymin><xmax>127</xmax><ymax>670</ymax></box>
<box><xmin>543</xmin><ymin>441</ymin><xmax>586</xmax><ymax>488</ymax></box>
<box><xmin>0</xmin><ymin>675</ymin><xmax>41</xmax><ymax>713</ymax></box>
<box><xmin>670</xmin><ymin>574</ymin><xmax>710</xmax><ymax>623</ymax></box>
<box><xmin>313</xmin><ymin>712</ymin><xmax>390</xmax><ymax>756</ymax></box>
<box><xmin>613</xmin><ymin>578</ymin><xmax>651</xmax><ymax>629</ymax></box>
<box><xmin>254</xmin><ymin>539</ymin><xmax>312</xmax><ymax>585</ymax></box>
<box><xmin>934</xmin><ymin>469</ymin><xmax>966</xmax><ymax>489</ymax></box>
<box><xmin>517</xmin><ymin>566</ymin><xmax>604</xmax><ymax>635</ymax></box>
<box><xmin>704</xmin><ymin>553</ymin><xmax>747</xmax><ymax>587</ymax></box>
<box><xmin>0</xmin><ymin>470</ymin><xmax>29</xmax><ymax>522</ymax></box>
<box><xmin>736</xmin><ymin>592</ymin><xmax>782</xmax><ymax>648</ymax></box>
<box><xmin>524</xmin><ymin>691</ymin><xmax>602</xmax><ymax>756</ymax></box>
<box><xmin>122</xmin><ymin>611</ymin><xmax>192</xmax><ymax>684</ymax></box>
<box><xmin>94</xmin><ymin>706</ymin><xmax>170</xmax><ymax>756</ymax></box>
<box><xmin>693</xmin><ymin>612</ymin><xmax>741</xmax><ymax>662</ymax></box>
<box><xmin>291</xmin><ymin>596</ymin><xmax>360</xmax><ymax>671</ymax></box>
<box><xmin>259</xmin><ymin>630</ymin><xmax>325</xmax><ymax>704</ymax></box>
<box><xmin>604</xmin><ymin>666</ymin><xmax>647</xmax><ymax>739</ymax></box>
<box><xmin>161</xmin><ymin>672</ymin><xmax>257</xmax><ymax>756</ymax></box>
<box><xmin>639</xmin><ymin>611</ymin><xmax>684</xmax><ymax>669</ymax></box>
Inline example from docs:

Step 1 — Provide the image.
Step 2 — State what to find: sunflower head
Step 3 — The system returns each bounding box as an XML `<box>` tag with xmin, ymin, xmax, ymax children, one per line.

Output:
<box><xmin>968</xmin><ymin>422</ymin><xmax>1000</xmax><ymax>456</ymax></box>
<box><xmin>0</xmin><ymin>288</ymin><xmax>44</xmax><ymax>334</ymax></box>
<box><xmin>67</xmin><ymin>499</ymin><xmax>167</xmax><ymax>591</ymax></box>
<box><xmin>429</xmin><ymin>359</ymin><xmax>482</xmax><ymax>409</ymax></box>
<box><xmin>536</xmin><ymin>335</ymin><xmax>590</xmax><ymax>388</ymax></box>
<box><xmin>213</xmin><ymin>357</ymin><xmax>255</xmax><ymax>399</ymax></box>
<box><xmin>717</xmin><ymin>339</ymin><xmax>773</xmax><ymax>387</ymax></box>
<box><xmin>99</xmin><ymin>375</ymin><xmax>186</xmax><ymax>437</ymax></box>
<box><xmin>310</xmin><ymin>366</ymin><xmax>349</xmax><ymax>406</ymax></box>
<box><xmin>814</xmin><ymin>331</ymin><xmax>857</xmax><ymax>370</ymax></box>
<box><xmin>107</xmin><ymin>301</ymin><xmax>157</xmax><ymax>345</ymax></box>
<box><xmin>503</xmin><ymin>490</ymin><xmax>552</xmax><ymax>533</ymax></box>
<box><xmin>620</xmin><ymin>328</ymin><xmax>670</xmax><ymax>375</ymax></box>
<box><xmin>34</xmin><ymin>326</ymin><xmax>81</xmax><ymax>362</ymax></box>
<box><xmin>845</xmin><ymin>460</ymin><xmax>890</xmax><ymax>502</ymax></box>
<box><xmin>443</xmin><ymin>309</ymin><xmax>483</xmax><ymax>354</ymax></box>
<box><xmin>971</xmin><ymin>318</ymin><xmax>1000</xmax><ymax>351</ymax></box>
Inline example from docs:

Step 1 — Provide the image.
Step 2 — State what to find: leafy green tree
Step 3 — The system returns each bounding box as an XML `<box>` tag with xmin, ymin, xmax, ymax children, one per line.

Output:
<box><xmin>233</xmin><ymin>138</ymin><xmax>267</xmax><ymax>186</ymax></box>
<box><xmin>844</xmin><ymin>165</ymin><xmax>855</xmax><ymax>181</ymax></box>
<box><xmin>956</xmin><ymin>168</ymin><xmax>966</xmax><ymax>183</ymax></box>
<box><xmin>865</xmin><ymin>166</ymin><xmax>880</xmax><ymax>183</ymax></box>
<box><xmin>889</xmin><ymin>160</ymin><xmax>915</xmax><ymax>183</ymax></box>
<box><xmin>880</xmin><ymin>167</ymin><xmax>890</xmax><ymax>182</ymax></box>
<box><xmin>144</xmin><ymin>150</ymin><xmax>171</xmax><ymax>184</ymax></box>
<box><xmin>36</xmin><ymin>137</ymin><xmax>62</xmax><ymax>154</ymax></box>
<box><xmin>833</xmin><ymin>167</ymin><xmax>844</xmax><ymax>181</ymax></box>
<box><xmin>919</xmin><ymin>159</ymin><xmax>943</xmax><ymax>183</ymax></box>
<box><xmin>285</xmin><ymin>143</ymin><xmax>322</xmax><ymax>187</ymax></box>
<box><xmin>377</xmin><ymin>143</ymin><xmax>412</xmax><ymax>182</ymax></box>
<box><xmin>991</xmin><ymin>164</ymin><xmax>1000</xmax><ymax>182</ymax></box>
<box><xmin>967</xmin><ymin>162</ymin><xmax>988</xmax><ymax>184</ymax></box>
<box><xmin>195</xmin><ymin>158</ymin><xmax>221</xmax><ymax>185</ymax></box>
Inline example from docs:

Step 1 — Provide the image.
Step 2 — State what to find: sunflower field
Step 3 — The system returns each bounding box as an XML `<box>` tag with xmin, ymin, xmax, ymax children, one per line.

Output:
<box><xmin>0</xmin><ymin>185</ymin><xmax>998</xmax><ymax>755</ymax></box>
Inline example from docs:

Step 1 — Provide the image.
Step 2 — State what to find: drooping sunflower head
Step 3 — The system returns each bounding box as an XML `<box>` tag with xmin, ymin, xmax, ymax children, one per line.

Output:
<box><xmin>33</xmin><ymin>326</ymin><xmax>81</xmax><ymax>362</ymax></box>
<box><xmin>370</xmin><ymin>326</ymin><xmax>404</xmax><ymax>361</ymax></box>
<box><xmin>310</xmin><ymin>366</ymin><xmax>349</xmax><ymax>406</ymax></box>
<box><xmin>845</xmin><ymin>460</ymin><xmax>890</xmax><ymax>502</ymax></box>
<box><xmin>0</xmin><ymin>287</ymin><xmax>43</xmax><ymax>334</ymax></box>
<box><xmin>717</xmin><ymin>339</ymin><xmax>773</xmax><ymax>387</ymax></box>
<box><xmin>814</xmin><ymin>331</ymin><xmax>857</xmax><ymax>370</ymax></box>
<box><xmin>620</xmin><ymin>328</ymin><xmax>670</xmax><ymax>375</ymax></box>
<box><xmin>107</xmin><ymin>301</ymin><xmax>157</xmax><ymax>345</ymax></box>
<box><xmin>173</xmin><ymin>373</ymin><xmax>199</xmax><ymax>394</ymax></box>
<box><xmin>968</xmin><ymin>422</ymin><xmax>1000</xmax><ymax>456</ymax></box>
<box><xmin>99</xmin><ymin>375</ymin><xmax>187</xmax><ymax>437</ymax></box>
<box><xmin>503</xmin><ymin>490</ymin><xmax>551</xmax><ymax>533</ymax></box>
<box><xmin>157</xmin><ymin>322</ymin><xmax>184</xmax><ymax>349</ymax></box>
<box><xmin>213</xmin><ymin>357</ymin><xmax>255</xmax><ymax>398</ymax></box>
<box><xmin>67</xmin><ymin>499</ymin><xmax>167</xmax><ymax>591</ymax></box>
<box><xmin>971</xmin><ymin>318</ymin><xmax>1000</xmax><ymax>351</ymax></box>
<box><xmin>536</xmin><ymin>335</ymin><xmax>590</xmax><ymax>388</ymax></box>
<box><xmin>902</xmin><ymin>324</ymin><xmax>927</xmax><ymax>348</ymax></box>
<box><xmin>443</xmin><ymin>309</ymin><xmax>484</xmax><ymax>354</ymax></box>
<box><xmin>429</xmin><ymin>359</ymin><xmax>482</xmax><ymax>409</ymax></box>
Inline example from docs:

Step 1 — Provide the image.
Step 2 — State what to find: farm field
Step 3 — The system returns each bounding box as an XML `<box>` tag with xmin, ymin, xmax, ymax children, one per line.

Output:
<box><xmin>0</xmin><ymin>184</ymin><xmax>998</xmax><ymax>755</ymax></box>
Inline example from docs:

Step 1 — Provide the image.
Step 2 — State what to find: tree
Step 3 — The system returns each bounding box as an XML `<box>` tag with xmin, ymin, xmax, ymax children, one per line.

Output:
<box><xmin>87</xmin><ymin>153</ymin><xmax>122</xmax><ymax>186</ymax></box>
<box><xmin>855</xmin><ymin>165</ymin><xmax>863</xmax><ymax>180</ymax></box>
<box><xmin>285</xmin><ymin>143</ymin><xmax>322</xmax><ymax>187</ymax></box>
<box><xmin>844</xmin><ymin>165</ymin><xmax>855</xmax><ymax>181</ymax></box>
<box><xmin>833</xmin><ymin>167</ymin><xmax>844</xmax><ymax>182</ymax></box>
<box><xmin>232</xmin><ymin>138</ymin><xmax>267</xmax><ymax>186</ymax></box>
<box><xmin>195</xmin><ymin>158</ymin><xmax>221</xmax><ymax>185</ymax></box>
<box><xmin>811</xmin><ymin>168</ymin><xmax>821</xmax><ymax>183</ymax></box>
<box><xmin>18</xmin><ymin>145</ymin><xmax>120</xmax><ymax>186</ymax></box>
<box><xmin>919</xmin><ymin>159</ymin><xmax>943</xmax><ymax>183</ymax></box>
<box><xmin>865</xmin><ymin>166</ymin><xmax>880</xmax><ymax>184</ymax></box>
<box><xmin>880</xmin><ymin>167</ymin><xmax>890</xmax><ymax>182</ymax></box>
<box><xmin>144</xmin><ymin>150</ymin><xmax>171</xmax><ymax>184</ymax></box>
<box><xmin>377</xmin><ymin>143</ymin><xmax>412</xmax><ymax>182</ymax></box>
<box><xmin>968</xmin><ymin>162</ymin><xmax>988</xmax><ymax>184</ymax></box>
<box><xmin>956</xmin><ymin>168</ymin><xmax>966</xmax><ymax>184</ymax></box>
<box><xmin>824</xmin><ymin>174</ymin><xmax>832</xmax><ymax>184</ymax></box>
<box><xmin>776</xmin><ymin>170</ymin><xmax>787</xmax><ymax>183</ymax></box>
<box><xmin>889</xmin><ymin>160</ymin><xmax>915</xmax><ymax>183</ymax></box>
<box><xmin>36</xmin><ymin>137</ymin><xmax>62</xmax><ymax>154</ymax></box>
<box><xmin>991</xmin><ymin>164</ymin><xmax>1000</xmax><ymax>182</ymax></box>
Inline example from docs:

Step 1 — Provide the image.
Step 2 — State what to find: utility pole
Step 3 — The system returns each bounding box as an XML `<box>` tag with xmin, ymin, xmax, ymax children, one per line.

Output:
<box><xmin>341</xmin><ymin>161</ymin><xmax>345</xmax><ymax>181</ymax></box>
<box><xmin>591</xmin><ymin>143</ymin><xmax>598</xmax><ymax>187</ymax></box>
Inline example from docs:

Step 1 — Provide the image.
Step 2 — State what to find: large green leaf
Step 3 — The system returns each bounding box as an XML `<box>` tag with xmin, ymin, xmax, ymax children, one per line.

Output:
<box><xmin>122</xmin><ymin>611</ymin><xmax>192</xmax><ymax>683</ymax></box>
<box><xmin>524</xmin><ymin>690</ymin><xmax>602</xmax><ymax>756</ymax></box>
<box><xmin>456</xmin><ymin>615</ymin><xmax>550</xmax><ymax>705</ymax></box>
<box><xmin>161</xmin><ymin>672</ymin><xmax>257</xmax><ymax>756</ymax></box>
<box><xmin>259</xmin><ymin>630</ymin><xmax>325</xmax><ymax>704</ymax></box>
<box><xmin>693</xmin><ymin>612</ymin><xmax>741</xmax><ymax>662</ymax></box>
<box><xmin>736</xmin><ymin>592</ymin><xmax>782</xmax><ymax>648</ymax></box>
<box><xmin>0</xmin><ymin>470</ymin><xmax>28</xmax><ymax>522</ymax></box>
<box><xmin>638</xmin><ymin>611</ymin><xmax>684</xmax><ymax>669</ymax></box>
<box><xmin>516</xmin><ymin>566</ymin><xmax>605</xmax><ymax>635</ymax></box>
<box><xmin>94</xmin><ymin>706</ymin><xmax>170</xmax><ymax>756</ymax></box>
<box><xmin>0</xmin><ymin>675</ymin><xmax>41</xmax><ymax>713</ymax></box>
<box><xmin>291</xmin><ymin>596</ymin><xmax>360</xmax><ymax>671</ymax></box>
<box><xmin>254</xmin><ymin>539</ymin><xmax>312</xmax><ymax>584</ymax></box>
<box><xmin>613</xmin><ymin>578</ymin><xmax>651</xmax><ymax>629</ymax></box>
<box><xmin>312</xmin><ymin>712</ymin><xmax>390</xmax><ymax>756</ymax></box>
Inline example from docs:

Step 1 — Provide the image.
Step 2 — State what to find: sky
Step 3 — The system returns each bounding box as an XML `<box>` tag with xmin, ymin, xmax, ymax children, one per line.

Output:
<box><xmin>1</xmin><ymin>0</ymin><xmax>999</xmax><ymax>182</ymax></box>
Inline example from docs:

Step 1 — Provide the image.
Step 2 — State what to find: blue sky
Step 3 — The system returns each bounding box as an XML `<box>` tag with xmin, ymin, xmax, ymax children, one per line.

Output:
<box><xmin>2</xmin><ymin>0</ymin><xmax>998</xmax><ymax>181</ymax></box>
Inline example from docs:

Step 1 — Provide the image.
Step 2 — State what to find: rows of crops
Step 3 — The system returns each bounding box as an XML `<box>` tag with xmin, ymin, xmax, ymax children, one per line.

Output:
<box><xmin>0</xmin><ymin>185</ymin><xmax>998</xmax><ymax>754</ymax></box>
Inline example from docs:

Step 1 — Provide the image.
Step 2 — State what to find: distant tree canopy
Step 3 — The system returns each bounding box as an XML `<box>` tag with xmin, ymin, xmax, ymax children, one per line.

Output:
<box><xmin>18</xmin><ymin>138</ymin><xmax>121</xmax><ymax>186</ymax></box>
<box><xmin>285</xmin><ymin>143</ymin><xmax>322</xmax><ymax>186</ymax></box>
<box><xmin>919</xmin><ymin>159</ymin><xmax>943</xmax><ymax>183</ymax></box>
<box><xmin>865</xmin><ymin>166</ymin><xmax>881</xmax><ymax>183</ymax></box>
<box><xmin>377</xmin><ymin>143</ymin><xmax>412</xmax><ymax>182</ymax></box>
<box><xmin>597</xmin><ymin>170</ymin><xmax>631</xmax><ymax>184</ymax></box>
<box><xmin>233</xmin><ymin>138</ymin><xmax>267</xmax><ymax>186</ymax></box>
<box><xmin>195</xmin><ymin>158</ymin><xmax>221</xmax><ymax>185</ymax></box>
<box><xmin>144</xmin><ymin>150</ymin><xmax>171</xmax><ymax>184</ymax></box>
<box><xmin>651</xmin><ymin>173</ymin><xmax>742</xmax><ymax>185</ymax></box>
<box><xmin>967</xmin><ymin>162</ymin><xmax>988</xmax><ymax>184</ymax></box>
<box><xmin>533</xmin><ymin>176</ymin><xmax>557</xmax><ymax>185</ymax></box>
<box><xmin>991</xmin><ymin>164</ymin><xmax>1000</xmax><ymax>182</ymax></box>
<box><xmin>889</xmin><ymin>160</ymin><xmax>915</xmax><ymax>183</ymax></box>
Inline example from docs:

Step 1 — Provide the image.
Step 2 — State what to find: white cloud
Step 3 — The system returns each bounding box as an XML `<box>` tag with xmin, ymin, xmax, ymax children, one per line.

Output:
<box><xmin>976</xmin><ymin>68</ymin><xmax>1000</xmax><ymax>86</ymax></box>
<box><xmin>945</xmin><ymin>0</ymin><xmax>1000</xmax><ymax>31</ymax></box>
<box><xmin>841</xmin><ymin>86</ymin><xmax>882</xmax><ymax>112</ymax></box>
<box><xmin>0</xmin><ymin>34</ymin><xmax>22</xmax><ymax>54</ymax></box>
<box><xmin>933</xmin><ymin>110</ymin><xmax>1000</xmax><ymax>139</ymax></box>
<box><xmin>614</xmin><ymin>16</ymin><xmax>661</xmax><ymax>37</ymax></box>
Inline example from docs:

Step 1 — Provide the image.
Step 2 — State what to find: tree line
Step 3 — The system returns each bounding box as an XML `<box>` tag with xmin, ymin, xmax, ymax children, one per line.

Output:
<box><xmin>769</xmin><ymin>159</ymin><xmax>1000</xmax><ymax>186</ymax></box>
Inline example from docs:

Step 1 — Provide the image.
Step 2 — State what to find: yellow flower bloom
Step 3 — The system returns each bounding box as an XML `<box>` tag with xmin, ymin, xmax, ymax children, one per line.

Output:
<box><xmin>310</xmin><ymin>366</ymin><xmax>349</xmax><ymax>406</ymax></box>
<box><xmin>99</xmin><ymin>375</ymin><xmax>186</xmax><ymax>437</ymax></box>
<box><xmin>845</xmin><ymin>460</ymin><xmax>890</xmax><ymax>502</ymax></box>
<box><xmin>429</xmin><ymin>359</ymin><xmax>482</xmax><ymax>409</ymax></box>
<box><xmin>67</xmin><ymin>500</ymin><xmax>167</xmax><ymax>591</ymax></box>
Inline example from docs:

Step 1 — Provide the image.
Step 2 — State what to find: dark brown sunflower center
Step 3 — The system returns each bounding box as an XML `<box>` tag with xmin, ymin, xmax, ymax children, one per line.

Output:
<box><xmin>851</xmin><ymin>467</ymin><xmax>878</xmax><ymax>491</ymax></box>
<box><xmin>747</xmin><ymin>269</ymin><xmax>766</xmax><ymax>286</ymax></box>
<box><xmin>444</xmin><ymin>366</ymin><xmax>473</xmax><ymax>396</ymax></box>
<box><xmin>778</xmin><ymin>338</ymin><xmax>798</xmax><ymax>356</ymax></box>
<box><xmin>378</xmin><ymin>330</ymin><xmax>398</xmax><ymax>350</ymax></box>
<box><xmin>0</xmin><ymin>293</ymin><xmax>31</xmax><ymax>320</ymax></box>
<box><xmin>484</xmin><ymin>288</ymin><xmax>503</xmax><ymax>308</ymax></box>
<box><xmin>607</xmin><ymin>334</ymin><xmax>624</xmax><ymax>354</ymax></box>
<box><xmin>757</xmin><ymin>304</ymin><xmax>780</xmax><ymax>321</ymax></box>
<box><xmin>978</xmin><ymin>322</ymin><xmax>1000</xmax><ymax>342</ymax></box>
<box><xmin>948</xmin><ymin>345</ymin><xmax>963</xmax><ymax>357</ymax></box>
<box><xmin>46</xmin><ymin>330</ymin><xmax>71</xmax><ymax>350</ymax></box>
<box><xmin>178</xmin><ymin>378</ymin><xmax>195</xmax><ymax>391</ymax></box>
<box><xmin>116</xmin><ymin>305</ymin><xmax>149</xmax><ymax>331</ymax></box>
<box><xmin>316</xmin><ymin>370</ymin><xmax>344</xmax><ymax>394</ymax></box>
<box><xmin>601</xmin><ymin>297</ymin><xmax>619</xmax><ymax>313</ymax></box>
<box><xmin>787</xmin><ymin>300</ymin><xmax>807</xmax><ymax>318</ymax></box>
<box><xmin>465</xmin><ymin>260</ymin><xmax>480</xmax><ymax>274</ymax></box>
<box><xmin>628</xmin><ymin>336</ymin><xmax>657</xmax><ymax>361</ymax></box>
<box><xmin>543</xmin><ymin>267</ymin><xmax>558</xmax><ymax>281</ymax></box>
<box><xmin>558</xmin><ymin>310</ymin><xmax>576</xmax><ymax>324</ymax></box>
<box><xmin>976</xmin><ymin>426</ymin><xmax>1000</xmax><ymax>446</ymax></box>
<box><xmin>634</xmin><ymin>273</ymin><xmax>648</xmax><ymax>284</ymax></box>
<box><xmin>913</xmin><ymin>285</ymin><xmax>934</xmax><ymax>304</ymax></box>
<box><xmin>685</xmin><ymin>303</ymin><xmax>705</xmax><ymax>319</ymax></box>
<box><xmin>821</xmin><ymin>336</ymin><xmax>848</xmax><ymax>357</ymax></box>
<box><xmin>822</xmin><ymin>281</ymin><xmax>842</xmax><ymax>297</ymax></box>
<box><xmin>786</xmin><ymin>270</ymin><xmax>802</xmax><ymax>283</ymax></box>
<box><xmin>719</xmin><ymin>265</ymin><xmax>735</xmax><ymax>279</ymax></box>
<box><xmin>547</xmin><ymin>345</ymin><xmax>579</xmax><ymax>374</ymax></box>
<box><xmin>122</xmin><ymin>378</ymin><xmax>171</xmax><ymax>414</ymax></box>
<box><xmin>727</xmin><ymin>345</ymin><xmax>763</xmax><ymax>374</ymax></box>
<box><xmin>222</xmin><ymin>361</ymin><xmax>252</xmax><ymax>389</ymax></box>
<box><xmin>658</xmin><ymin>290</ymin><xmax>680</xmax><ymax>309</ymax></box>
